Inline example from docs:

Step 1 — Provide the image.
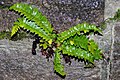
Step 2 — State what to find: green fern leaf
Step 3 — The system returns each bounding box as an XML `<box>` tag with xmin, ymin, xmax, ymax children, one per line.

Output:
<box><xmin>58</xmin><ymin>22</ymin><xmax>102</xmax><ymax>42</ymax></box>
<box><xmin>88</xmin><ymin>40</ymin><xmax>98</xmax><ymax>52</ymax></box>
<box><xmin>61</xmin><ymin>44</ymin><xmax>94</xmax><ymax>63</ymax></box>
<box><xmin>73</xmin><ymin>35</ymin><xmax>88</xmax><ymax>50</ymax></box>
<box><xmin>88</xmin><ymin>40</ymin><xmax>102</xmax><ymax>60</ymax></box>
<box><xmin>11</xmin><ymin>23</ymin><xmax>20</xmax><ymax>37</ymax></box>
<box><xmin>10</xmin><ymin>3</ymin><xmax>53</xmax><ymax>33</ymax></box>
<box><xmin>66</xmin><ymin>35</ymin><xmax>88</xmax><ymax>50</ymax></box>
<box><xmin>14</xmin><ymin>18</ymin><xmax>52</xmax><ymax>41</ymax></box>
<box><xmin>61</xmin><ymin>36</ymin><xmax>102</xmax><ymax>60</ymax></box>
<box><xmin>54</xmin><ymin>51</ymin><xmax>66</xmax><ymax>76</ymax></box>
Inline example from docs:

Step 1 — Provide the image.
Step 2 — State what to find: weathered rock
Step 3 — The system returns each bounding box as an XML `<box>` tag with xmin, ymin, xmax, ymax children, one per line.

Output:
<box><xmin>39</xmin><ymin>0</ymin><xmax>104</xmax><ymax>32</ymax></box>
<box><xmin>104</xmin><ymin>0</ymin><xmax>120</xmax><ymax>80</ymax></box>
<box><xmin>0</xmin><ymin>9</ymin><xmax>19</xmax><ymax>32</ymax></box>
<box><xmin>110</xmin><ymin>22</ymin><xmax>120</xmax><ymax>80</ymax></box>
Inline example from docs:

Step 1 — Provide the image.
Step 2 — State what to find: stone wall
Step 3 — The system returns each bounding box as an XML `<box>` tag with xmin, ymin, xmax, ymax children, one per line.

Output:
<box><xmin>0</xmin><ymin>0</ymin><xmax>120</xmax><ymax>80</ymax></box>
<box><xmin>110</xmin><ymin>22</ymin><xmax>120</xmax><ymax>80</ymax></box>
<box><xmin>105</xmin><ymin>0</ymin><xmax>120</xmax><ymax>80</ymax></box>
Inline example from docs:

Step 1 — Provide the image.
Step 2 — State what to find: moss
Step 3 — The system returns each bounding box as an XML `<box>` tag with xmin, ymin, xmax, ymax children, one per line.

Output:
<box><xmin>0</xmin><ymin>31</ymin><xmax>11</xmax><ymax>39</ymax></box>
<box><xmin>0</xmin><ymin>31</ymin><xmax>28</xmax><ymax>40</ymax></box>
<box><xmin>99</xmin><ymin>22</ymin><xmax>106</xmax><ymax>30</ymax></box>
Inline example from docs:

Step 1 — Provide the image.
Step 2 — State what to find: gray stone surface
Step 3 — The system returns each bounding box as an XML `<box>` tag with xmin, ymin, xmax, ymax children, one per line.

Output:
<box><xmin>110</xmin><ymin>22</ymin><xmax>120</xmax><ymax>80</ymax></box>
<box><xmin>104</xmin><ymin>0</ymin><xmax>120</xmax><ymax>80</ymax></box>
<box><xmin>0</xmin><ymin>0</ymin><xmax>120</xmax><ymax>80</ymax></box>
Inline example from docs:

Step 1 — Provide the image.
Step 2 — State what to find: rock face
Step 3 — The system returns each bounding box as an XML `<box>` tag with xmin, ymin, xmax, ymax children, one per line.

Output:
<box><xmin>111</xmin><ymin>22</ymin><xmax>120</xmax><ymax>80</ymax></box>
<box><xmin>39</xmin><ymin>0</ymin><xmax>104</xmax><ymax>32</ymax></box>
<box><xmin>104</xmin><ymin>0</ymin><xmax>120</xmax><ymax>80</ymax></box>
<box><xmin>0</xmin><ymin>0</ymin><xmax>120</xmax><ymax>80</ymax></box>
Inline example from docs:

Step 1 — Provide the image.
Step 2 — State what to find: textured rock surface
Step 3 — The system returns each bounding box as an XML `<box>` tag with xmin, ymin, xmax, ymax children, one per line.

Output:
<box><xmin>0</xmin><ymin>0</ymin><xmax>120</xmax><ymax>80</ymax></box>
<box><xmin>110</xmin><ymin>22</ymin><xmax>120</xmax><ymax>80</ymax></box>
<box><xmin>104</xmin><ymin>0</ymin><xmax>120</xmax><ymax>80</ymax></box>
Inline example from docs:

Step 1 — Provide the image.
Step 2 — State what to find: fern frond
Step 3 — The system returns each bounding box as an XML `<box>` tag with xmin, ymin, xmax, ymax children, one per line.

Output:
<box><xmin>11</xmin><ymin>22</ymin><xmax>20</xmax><ymax>37</ymax></box>
<box><xmin>61</xmin><ymin>44</ymin><xmax>94</xmax><ymax>63</ymax></box>
<box><xmin>65</xmin><ymin>35</ymin><xmax>88</xmax><ymax>50</ymax></box>
<box><xmin>62</xmin><ymin>35</ymin><xmax>102</xmax><ymax>60</ymax></box>
<box><xmin>72</xmin><ymin>35</ymin><xmax>88</xmax><ymax>50</ymax></box>
<box><xmin>54</xmin><ymin>51</ymin><xmax>66</xmax><ymax>76</ymax></box>
<box><xmin>88</xmin><ymin>40</ymin><xmax>102</xmax><ymax>60</ymax></box>
<box><xmin>10</xmin><ymin>3</ymin><xmax>53</xmax><ymax>33</ymax></box>
<box><xmin>14</xmin><ymin>18</ymin><xmax>53</xmax><ymax>41</ymax></box>
<box><xmin>58</xmin><ymin>22</ymin><xmax>102</xmax><ymax>42</ymax></box>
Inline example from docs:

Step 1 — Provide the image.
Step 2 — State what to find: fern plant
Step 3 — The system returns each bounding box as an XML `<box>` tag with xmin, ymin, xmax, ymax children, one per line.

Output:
<box><xmin>10</xmin><ymin>3</ymin><xmax>103</xmax><ymax>77</ymax></box>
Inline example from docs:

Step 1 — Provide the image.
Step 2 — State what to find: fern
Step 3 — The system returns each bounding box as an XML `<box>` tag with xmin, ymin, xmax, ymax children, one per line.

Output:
<box><xmin>57</xmin><ymin>22</ymin><xmax>102</xmax><ymax>42</ymax></box>
<box><xmin>54</xmin><ymin>51</ymin><xmax>66</xmax><ymax>76</ymax></box>
<box><xmin>10</xmin><ymin>3</ymin><xmax>103</xmax><ymax>77</ymax></box>
<box><xmin>64</xmin><ymin>35</ymin><xmax>89</xmax><ymax>50</ymax></box>
<box><xmin>59</xmin><ymin>36</ymin><xmax>102</xmax><ymax>63</ymax></box>
<box><xmin>10</xmin><ymin>3</ymin><xmax>53</xmax><ymax>33</ymax></box>
<box><xmin>60</xmin><ymin>44</ymin><xmax>94</xmax><ymax>63</ymax></box>
<box><xmin>12</xmin><ymin>18</ymin><xmax>53</xmax><ymax>41</ymax></box>
<box><xmin>11</xmin><ymin>23</ymin><xmax>20</xmax><ymax>37</ymax></box>
<box><xmin>88</xmin><ymin>40</ymin><xmax>102</xmax><ymax>60</ymax></box>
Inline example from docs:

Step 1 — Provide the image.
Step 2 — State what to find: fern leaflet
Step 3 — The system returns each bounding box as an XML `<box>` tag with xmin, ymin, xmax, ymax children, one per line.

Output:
<box><xmin>88</xmin><ymin>40</ymin><xmax>102</xmax><ymax>60</ymax></box>
<box><xmin>10</xmin><ymin>3</ymin><xmax>53</xmax><ymax>33</ymax></box>
<box><xmin>60</xmin><ymin>44</ymin><xmax>94</xmax><ymax>63</ymax></box>
<box><xmin>54</xmin><ymin>51</ymin><xmax>66</xmax><ymax>76</ymax></box>
<box><xmin>64</xmin><ymin>35</ymin><xmax>88</xmax><ymax>50</ymax></box>
<box><xmin>11</xmin><ymin>23</ymin><xmax>20</xmax><ymax>37</ymax></box>
<box><xmin>58</xmin><ymin>22</ymin><xmax>102</xmax><ymax>42</ymax></box>
<box><xmin>14</xmin><ymin>18</ymin><xmax>53</xmax><ymax>41</ymax></box>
